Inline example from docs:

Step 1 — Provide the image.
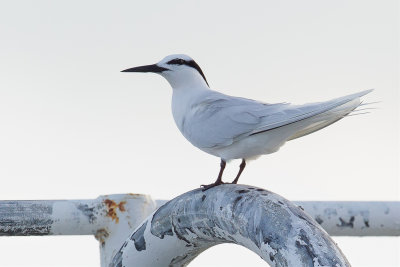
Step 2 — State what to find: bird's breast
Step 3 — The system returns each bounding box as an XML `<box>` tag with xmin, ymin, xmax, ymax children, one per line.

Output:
<box><xmin>171</xmin><ymin>95</ymin><xmax>189</xmax><ymax>134</ymax></box>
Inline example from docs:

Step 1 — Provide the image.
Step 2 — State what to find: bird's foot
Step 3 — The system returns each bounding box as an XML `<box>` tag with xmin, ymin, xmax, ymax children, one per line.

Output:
<box><xmin>201</xmin><ymin>181</ymin><xmax>224</xmax><ymax>191</ymax></box>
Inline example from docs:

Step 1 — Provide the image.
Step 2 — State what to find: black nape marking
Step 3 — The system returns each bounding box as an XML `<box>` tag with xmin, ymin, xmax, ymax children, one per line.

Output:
<box><xmin>166</xmin><ymin>58</ymin><xmax>209</xmax><ymax>87</ymax></box>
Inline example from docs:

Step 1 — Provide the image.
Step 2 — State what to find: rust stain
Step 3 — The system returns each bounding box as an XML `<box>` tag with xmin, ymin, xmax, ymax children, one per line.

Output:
<box><xmin>128</xmin><ymin>193</ymin><xmax>141</xmax><ymax>196</ymax></box>
<box><xmin>127</xmin><ymin>193</ymin><xmax>144</xmax><ymax>198</ymax></box>
<box><xmin>94</xmin><ymin>228</ymin><xmax>110</xmax><ymax>247</ymax></box>
<box><xmin>103</xmin><ymin>199</ymin><xmax>127</xmax><ymax>223</ymax></box>
<box><xmin>118</xmin><ymin>201</ymin><xmax>126</xmax><ymax>212</ymax></box>
<box><xmin>95</xmin><ymin>228</ymin><xmax>109</xmax><ymax>247</ymax></box>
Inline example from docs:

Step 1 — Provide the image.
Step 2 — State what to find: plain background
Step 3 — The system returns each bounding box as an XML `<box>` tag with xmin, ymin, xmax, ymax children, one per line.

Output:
<box><xmin>0</xmin><ymin>0</ymin><xmax>398</xmax><ymax>266</ymax></box>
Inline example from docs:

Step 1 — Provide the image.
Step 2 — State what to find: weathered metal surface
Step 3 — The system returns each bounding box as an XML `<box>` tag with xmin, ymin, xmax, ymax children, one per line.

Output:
<box><xmin>0</xmin><ymin>194</ymin><xmax>157</xmax><ymax>267</ymax></box>
<box><xmin>1</xmin><ymin>191</ymin><xmax>398</xmax><ymax>266</ymax></box>
<box><xmin>155</xmin><ymin>200</ymin><xmax>400</xmax><ymax>237</ymax></box>
<box><xmin>296</xmin><ymin>201</ymin><xmax>400</xmax><ymax>236</ymax></box>
<box><xmin>0</xmin><ymin>199</ymin><xmax>105</xmax><ymax>236</ymax></box>
<box><xmin>111</xmin><ymin>185</ymin><xmax>351</xmax><ymax>267</ymax></box>
<box><xmin>0</xmin><ymin>195</ymin><xmax>155</xmax><ymax>236</ymax></box>
<box><xmin>97</xmin><ymin>194</ymin><xmax>156</xmax><ymax>267</ymax></box>
<box><xmin>0</xmin><ymin>201</ymin><xmax>54</xmax><ymax>236</ymax></box>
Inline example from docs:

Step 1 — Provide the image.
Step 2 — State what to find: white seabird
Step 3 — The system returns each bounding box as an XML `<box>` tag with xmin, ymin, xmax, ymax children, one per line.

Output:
<box><xmin>122</xmin><ymin>54</ymin><xmax>373</xmax><ymax>190</ymax></box>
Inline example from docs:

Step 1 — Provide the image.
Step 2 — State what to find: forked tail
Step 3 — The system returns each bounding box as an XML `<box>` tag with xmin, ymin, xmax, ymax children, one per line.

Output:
<box><xmin>289</xmin><ymin>89</ymin><xmax>374</xmax><ymax>140</ymax></box>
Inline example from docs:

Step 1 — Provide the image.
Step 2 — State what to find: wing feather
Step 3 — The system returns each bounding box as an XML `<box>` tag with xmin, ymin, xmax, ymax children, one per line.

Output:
<box><xmin>182</xmin><ymin>89</ymin><xmax>373</xmax><ymax>149</ymax></box>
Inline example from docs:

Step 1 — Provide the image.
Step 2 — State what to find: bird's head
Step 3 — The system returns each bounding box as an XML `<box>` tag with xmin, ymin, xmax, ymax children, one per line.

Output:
<box><xmin>122</xmin><ymin>54</ymin><xmax>209</xmax><ymax>89</ymax></box>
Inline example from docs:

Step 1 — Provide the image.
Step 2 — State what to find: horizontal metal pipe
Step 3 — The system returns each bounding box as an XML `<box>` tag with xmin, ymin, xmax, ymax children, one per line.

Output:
<box><xmin>1</xmin><ymin>193</ymin><xmax>398</xmax><ymax>266</ymax></box>
<box><xmin>156</xmin><ymin>200</ymin><xmax>400</xmax><ymax>236</ymax></box>
<box><xmin>0</xmin><ymin>199</ymin><xmax>100</xmax><ymax>236</ymax></box>
<box><xmin>296</xmin><ymin>201</ymin><xmax>400</xmax><ymax>236</ymax></box>
<box><xmin>1</xmin><ymin>198</ymin><xmax>398</xmax><ymax>237</ymax></box>
<box><xmin>0</xmin><ymin>194</ymin><xmax>155</xmax><ymax>237</ymax></box>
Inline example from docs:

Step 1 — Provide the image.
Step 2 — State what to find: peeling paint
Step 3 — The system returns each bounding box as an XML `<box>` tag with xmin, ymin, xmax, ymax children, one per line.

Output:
<box><xmin>269</xmin><ymin>252</ymin><xmax>275</xmax><ymax>262</ymax></box>
<box><xmin>110</xmin><ymin>245</ymin><xmax>123</xmax><ymax>267</ymax></box>
<box><xmin>77</xmin><ymin>204</ymin><xmax>96</xmax><ymax>224</ymax></box>
<box><xmin>295</xmin><ymin>229</ymin><xmax>318</xmax><ymax>266</ymax></box>
<box><xmin>236</xmin><ymin>189</ymin><xmax>250</xmax><ymax>194</ymax></box>
<box><xmin>337</xmin><ymin>216</ymin><xmax>355</xmax><ymax>228</ymax></box>
<box><xmin>115</xmin><ymin>185</ymin><xmax>351</xmax><ymax>267</ymax></box>
<box><xmin>0</xmin><ymin>194</ymin><xmax>158</xmax><ymax>267</ymax></box>
<box><xmin>150</xmin><ymin>205</ymin><xmax>174</xmax><ymax>239</ymax></box>
<box><xmin>315</xmin><ymin>216</ymin><xmax>324</xmax><ymax>225</ymax></box>
<box><xmin>131</xmin><ymin>221</ymin><xmax>147</xmax><ymax>251</ymax></box>
<box><xmin>0</xmin><ymin>193</ymin><xmax>397</xmax><ymax>267</ymax></box>
<box><xmin>295</xmin><ymin>201</ymin><xmax>399</xmax><ymax>236</ymax></box>
<box><xmin>0</xmin><ymin>201</ymin><xmax>53</xmax><ymax>236</ymax></box>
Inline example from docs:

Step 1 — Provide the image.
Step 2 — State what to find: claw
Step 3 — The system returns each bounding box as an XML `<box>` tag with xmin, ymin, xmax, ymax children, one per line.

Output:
<box><xmin>201</xmin><ymin>159</ymin><xmax>226</xmax><ymax>191</ymax></box>
<box><xmin>201</xmin><ymin>181</ymin><xmax>224</xmax><ymax>191</ymax></box>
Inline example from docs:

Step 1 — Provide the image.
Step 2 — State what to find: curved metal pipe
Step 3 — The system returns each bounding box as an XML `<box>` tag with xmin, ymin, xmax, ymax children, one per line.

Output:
<box><xmin>111</xmin><ymin>184</ymin><xmax>350</xmax><ymax>267</ymax></box>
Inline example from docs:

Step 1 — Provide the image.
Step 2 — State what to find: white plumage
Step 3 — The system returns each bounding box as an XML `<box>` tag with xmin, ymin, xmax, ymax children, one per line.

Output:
<box><xmin>122</xmin><ymin>54</ymin><xmax>373</xmax><ymax>189</ymax></box>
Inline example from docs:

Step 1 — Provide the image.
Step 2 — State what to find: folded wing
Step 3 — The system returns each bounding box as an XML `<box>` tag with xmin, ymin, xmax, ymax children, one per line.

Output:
<box><xmin>183</xmin><ymin>89</ymin><xmax>373</xmax><ymax>149</ymax></box>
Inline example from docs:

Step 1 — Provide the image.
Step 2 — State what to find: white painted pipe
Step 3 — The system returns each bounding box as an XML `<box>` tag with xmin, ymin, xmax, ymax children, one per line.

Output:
<box><xmin>296</xmin><ymin>201</ymin><xmax>399</xmax><ymax>236</ymax></box>
<box><xmin>155</xmin><ymin>200</ymin><xmax>400</xmax><ymax>237</ymax></box>
<box><xmin>2</xmin><ymin>198</ymin><xmax>397</xmax><ymax>239</ymax></box>
<box><xmin>0</xmin><ymin>194</ymin><xmax>157</xmax><ymax>266</ymax></box>
<box><xmin>1</xmin><ymin>191</ymin><xmax>399</xmax><ymax>266</ymax></box>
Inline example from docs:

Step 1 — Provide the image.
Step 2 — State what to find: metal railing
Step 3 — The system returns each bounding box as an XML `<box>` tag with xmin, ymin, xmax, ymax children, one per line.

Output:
<box><xmin>1</xmin><ymin>184</ymin><xmax>399</xmax><ymax>266</ymax></box>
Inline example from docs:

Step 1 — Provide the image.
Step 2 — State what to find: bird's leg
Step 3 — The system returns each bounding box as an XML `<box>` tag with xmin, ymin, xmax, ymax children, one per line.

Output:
<box><xmin>231</xmin><ymin>159</ymin><xmax>246</xmax><ymax>184</ymax></box>
<box><xmin>201</xmin><ymin>159</ymin><xmax>226</xmax><ymax>191</ymax></box>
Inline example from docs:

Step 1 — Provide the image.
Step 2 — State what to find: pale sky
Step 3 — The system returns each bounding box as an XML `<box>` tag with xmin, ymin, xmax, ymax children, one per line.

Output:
<box><xmin>0</xmin><ymin>0</ymin><xmax>398</xmax><ymax>266</ymax></box>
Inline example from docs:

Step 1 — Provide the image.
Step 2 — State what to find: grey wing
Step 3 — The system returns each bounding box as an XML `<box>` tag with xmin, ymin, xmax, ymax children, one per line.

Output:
<box><xmin>183</xmin><ymin>89</ymin><xmax>373</xmax><ymax>149</ymax></box>
<box><xmin>183</xmin><ymin>93</ymin><xmax>288</xmax><ymax>148</ymax></box>
<box><xmin>249</xmin><ymin>89</ymin><xmax>373</xmax><ymax>135</ymax></box>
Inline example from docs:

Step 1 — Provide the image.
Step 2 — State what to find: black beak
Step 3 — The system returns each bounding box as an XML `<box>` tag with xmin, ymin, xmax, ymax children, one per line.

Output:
<box><xmin>121</xmin><ymin>64</ymin><xmax>169</xmax><ymax>73</ymax></box>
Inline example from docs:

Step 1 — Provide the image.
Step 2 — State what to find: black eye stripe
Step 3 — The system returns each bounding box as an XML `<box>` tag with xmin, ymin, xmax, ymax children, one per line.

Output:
<box><xmin>167</xmin><ymin>58</ymin><xmax>186</xmax><ymax>65</ymax></box>
<box><xmin>166</xmin><ymin>58</ymin><xmax>209</xmax><ymax>87</ymax></box>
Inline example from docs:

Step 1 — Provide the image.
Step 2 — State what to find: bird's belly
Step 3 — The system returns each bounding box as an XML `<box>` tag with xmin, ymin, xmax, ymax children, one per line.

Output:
<box><xmin>208</xmin><ymin>129</ymin><xmax>291</xmax><ymax>161</ymax></box>
<box><xmin>205</xmin><ymin>118</ymin><xmax>317</xmax><ymax>160</ymax></box>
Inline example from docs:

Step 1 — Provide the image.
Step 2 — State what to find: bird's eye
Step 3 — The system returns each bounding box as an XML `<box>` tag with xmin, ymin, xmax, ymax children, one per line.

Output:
<box><xmin>178</xmin><ymin>59</ymin><xmax>185</xmax><ymax>64</ymax></box>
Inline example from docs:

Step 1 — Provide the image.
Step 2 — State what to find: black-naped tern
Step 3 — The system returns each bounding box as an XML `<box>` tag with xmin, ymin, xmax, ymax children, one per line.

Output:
<box><xmin>122</xmin><ymin>54</ymin><xmax>373</xmax><ymax>190</ymax></box>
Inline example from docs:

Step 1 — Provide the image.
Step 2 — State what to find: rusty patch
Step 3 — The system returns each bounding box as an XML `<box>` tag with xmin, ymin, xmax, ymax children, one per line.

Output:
<box><xmin>95</xmin><ymin>228</ymin><xmax>109</xmax><ymax>247</ymax></box>
<box><xmin>128</xmin><ymin>193</ymin><xmax>142</xmax><ymax>197</ymax></box>
<box><xmin>104</xmin><ymin>199</ymin><xmax>127</xmax><ymax>223</ymax></box>
<box><xmin>119</xmin><ymin>201</ymin><xmax>126</xmax><ymax>212</ymax></box>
